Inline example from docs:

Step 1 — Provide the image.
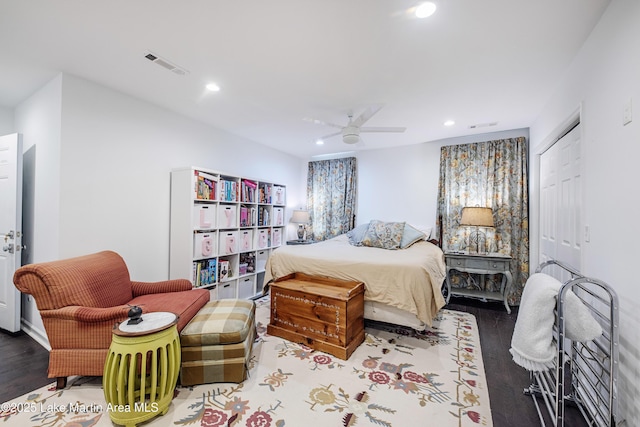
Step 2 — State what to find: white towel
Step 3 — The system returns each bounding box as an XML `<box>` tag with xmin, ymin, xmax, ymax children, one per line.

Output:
<box><xmin>510</xmin><ymin>273</ymin><xmax>602</xmax><ymax>372</ymax></box>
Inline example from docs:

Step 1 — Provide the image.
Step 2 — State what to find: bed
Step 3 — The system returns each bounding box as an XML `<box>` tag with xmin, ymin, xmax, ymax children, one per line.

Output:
<box><xmin>264</xmin><ymin>226</ymin><xmax>447</xmax><ymax>330</ymax></box>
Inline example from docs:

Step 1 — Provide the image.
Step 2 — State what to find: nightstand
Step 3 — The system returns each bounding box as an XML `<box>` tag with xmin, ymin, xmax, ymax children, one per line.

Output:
<box><xmin>444</xmin><ymin>252</ymin><xmax>513</xmax><ymax>313</ymax></box>
<box><xmin>286</xmin><ymin>240</ymin><xmax>315</xmax><ymax>245</ymax></box>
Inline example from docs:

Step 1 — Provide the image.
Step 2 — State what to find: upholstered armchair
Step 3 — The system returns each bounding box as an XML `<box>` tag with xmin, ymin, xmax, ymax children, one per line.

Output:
<box><xmin>13</xmin><ymin>250</ymin><xmax>210</xmax><ymax>389</ymax></box>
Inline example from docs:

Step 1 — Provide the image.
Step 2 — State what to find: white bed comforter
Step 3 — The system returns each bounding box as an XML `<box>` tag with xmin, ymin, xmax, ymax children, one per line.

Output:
<box><xmin>264</xmin><ymin>234</ymin><xmax>447</xmax><ymax>326</ymax></box>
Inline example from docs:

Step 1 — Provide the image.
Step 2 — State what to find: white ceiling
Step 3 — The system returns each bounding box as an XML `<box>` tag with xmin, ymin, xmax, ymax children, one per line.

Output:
<box><xmin>0</xmin><ymin>0</ymin><xmax>610</xmax><ymax>158</ymax></box>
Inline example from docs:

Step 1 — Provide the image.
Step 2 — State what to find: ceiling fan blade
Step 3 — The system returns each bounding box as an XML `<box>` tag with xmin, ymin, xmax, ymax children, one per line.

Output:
<box><xmin>318</xmin><ymin>131</ymin><xmax>342</xmax><ymax>140</ymax></box>
<box><xmin>360</xmin><ymin>126</ymin><xmax>407</xmax><ymax>133</ymax></box>
<box><xmin>303</xmin><ymin>117</ymin><xmax>343</xmax><ymax>129</ymax></box>
<box><xmin>351</xmin><ymin>104</ymin><xmax>384</xmax><ymax>128</ymax></box>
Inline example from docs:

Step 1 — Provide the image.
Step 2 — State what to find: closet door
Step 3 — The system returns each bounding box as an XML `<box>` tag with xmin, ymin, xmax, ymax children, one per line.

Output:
<box><xmin>539</xmin><ymin>124</ymin><xmax>582</xmax><ymax>279</ymax></box>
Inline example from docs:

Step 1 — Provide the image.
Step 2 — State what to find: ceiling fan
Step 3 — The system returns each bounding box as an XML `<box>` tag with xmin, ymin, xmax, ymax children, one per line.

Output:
<box><xmin>306</xmin><ymin>104</ymin><xmax>406</xmax><ymax>145</ymax></box>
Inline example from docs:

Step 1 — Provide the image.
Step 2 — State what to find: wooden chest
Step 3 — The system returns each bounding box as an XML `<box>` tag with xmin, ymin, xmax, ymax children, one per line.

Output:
<box><xmin>267</xmin><ymin>272</ymin><xmax>365</xmax><ymax>360</ymax></box>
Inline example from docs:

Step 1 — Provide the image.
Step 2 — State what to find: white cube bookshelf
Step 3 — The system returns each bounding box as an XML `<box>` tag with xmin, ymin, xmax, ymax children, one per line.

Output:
<box><xmin>170</xmin><ymin>167</ymin><xmax>287</xmax><ymax>300</ymax></box>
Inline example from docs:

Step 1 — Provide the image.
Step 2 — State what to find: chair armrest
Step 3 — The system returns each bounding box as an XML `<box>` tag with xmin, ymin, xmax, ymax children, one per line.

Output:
<box><xmin>39</xmin><ymin>305</ymin><xmax>131</xmax><ymax>323</ymax></box>
<box><xmin>131</xmin><ymin>279</ymin><xmax>193</xmax><ymax>297</ymax></box>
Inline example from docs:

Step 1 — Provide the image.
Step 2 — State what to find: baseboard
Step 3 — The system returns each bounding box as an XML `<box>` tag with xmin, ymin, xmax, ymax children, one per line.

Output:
<box><xmin>20</xmin><ymin>319</ymin><xmax>51</xmax><ymax>351</ymax></box>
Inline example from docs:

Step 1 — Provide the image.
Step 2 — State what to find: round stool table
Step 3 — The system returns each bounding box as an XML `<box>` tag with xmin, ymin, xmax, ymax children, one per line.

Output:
<box><xmin>103</xmin><ymin>312</ymin><xmax>180</xmax><ymax>427</ymax></box>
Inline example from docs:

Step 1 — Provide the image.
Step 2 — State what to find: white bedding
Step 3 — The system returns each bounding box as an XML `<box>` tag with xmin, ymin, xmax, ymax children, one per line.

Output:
<box><xmin>264</xmin><ymin>234</ymin><xmax>447</xmax><ymax>327</ymax></box>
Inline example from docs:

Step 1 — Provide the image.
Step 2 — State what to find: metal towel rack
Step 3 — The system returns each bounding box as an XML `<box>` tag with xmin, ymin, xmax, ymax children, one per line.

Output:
<box><xmin>524</xmin><ymin>259</ymin><xmax>619</xmax><ymax>427</ymax></box>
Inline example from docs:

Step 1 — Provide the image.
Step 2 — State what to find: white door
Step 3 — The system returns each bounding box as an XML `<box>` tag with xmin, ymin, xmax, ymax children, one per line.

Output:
<box><xmin>0</xmin><ymin>133</ymin><xmax>23</xmax><ymax>333</ymax></box>
<box><xmin>539</xmin><ymin>136</ymin><xmax>559</xmax><ymax>265</ymax></box>
<box><xmin>539</xmin><ymin>125</ymin><xmax>582</xmax><ymax>281</ymax></box>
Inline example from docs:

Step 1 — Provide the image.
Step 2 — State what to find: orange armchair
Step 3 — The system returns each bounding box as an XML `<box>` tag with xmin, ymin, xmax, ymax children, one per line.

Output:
<box><xmin>13</xmin><ymin>250</ymin><xmax>210</xmax><ymax>389</ymax></box>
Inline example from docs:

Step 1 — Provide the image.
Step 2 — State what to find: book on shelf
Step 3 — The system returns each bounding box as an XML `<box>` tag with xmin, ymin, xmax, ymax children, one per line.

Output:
<box><xmin>195</xmin><ymin>171</ymin><xmax>217</xmax><ymax>200</ymax></box>
<box><xmin>197</xmin><ymin>171</ymin><xmax>218</xmax><ymax>181</ymax></box>
<box><xmin>251</xmin><ymin>207</ymin><xmax>257</xmax><ymax>227</ymax></box>
<box><xmin>218</xmin><ymin>180</ymin><xmax>225</xmax><ymax>201</ymax></box>
<box><xmin>240</xmin><ymin>207</ymin><xmax>249</xmax><ymax>227</ymax></box>
<box><xmin>239</xmin><ymin>252</ymin><xmax>256</xmax><ymax>274</ymax></box>
<box><xmin>219</xmin><ymin>260</ymin><xmax>230</xmax><ymax>281</ymax></box>
<box><xmin>219</xmin><ymin>179</ymin><xmax>238</xmax><ymax>202</ymax></box>
<box><xmin>258</xmin><ymin>207</ymin><xmax>270</xmax><ymax>226</ymax></box>
<box><xmin>193</xmin><ymin>258</ymin><xmax>217</xmax><ymax>288</ymax></box>
<box><xmin>241</xmin><ymin>179</ymin><xmax>257</xmax><ymax>203</ymax></box>
<box><xmin>258</xmin><ymin>183</ymin><xmax>272</xmax><ymax>204</ymax></box>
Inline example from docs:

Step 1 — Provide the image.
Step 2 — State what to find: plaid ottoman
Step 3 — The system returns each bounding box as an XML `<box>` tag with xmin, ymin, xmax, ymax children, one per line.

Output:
<box><xmin>179</xmin><ymin>299</ymin><xmax>256</xmax><ymax>386</ymax></box>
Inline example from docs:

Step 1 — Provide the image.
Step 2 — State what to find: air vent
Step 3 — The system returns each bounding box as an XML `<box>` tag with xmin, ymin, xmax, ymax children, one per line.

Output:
<box><xmin>468</xmin><ymin>122</ymin><xmax>498</xmax><ymax>129</ymax></box>
<box><xmin>144</xmin><ymin>51</ymin><xmax>189</xmax><ymax>76</ymax></box>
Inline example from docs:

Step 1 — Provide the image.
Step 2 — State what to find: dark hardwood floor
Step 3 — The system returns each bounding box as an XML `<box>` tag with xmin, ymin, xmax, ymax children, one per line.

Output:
<box><xmin>0</xmin><ymin>329</ymin><xmax>51</xmax><ymax>403</ymax></box>
<box><xmin>446</xmin><ymin>297</ymin><xmax>587</xmax><ymax>427</ymax></box>
<box><xmin>0</xmin><ymin>298</ymin><xmax>587</xmax><ymax>427</ymax></box>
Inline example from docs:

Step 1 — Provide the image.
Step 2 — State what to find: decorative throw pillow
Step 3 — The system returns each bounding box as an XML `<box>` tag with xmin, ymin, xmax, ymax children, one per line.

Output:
<box><xmin>347</xmin><ymin>223</ymin><xmax>369</xmax><ymax>246</ymax></box>
<box><xmin>400</xmin><ymin>224</ymin><xmax>426</xmax><ymax>249</ymax></box>
<box><xmin>415</xmin><ymin>226</ymin><xmax>433</xmax><ymax>240</ymax></box>
<box><xmin>361</xmin><ymin>220</ymin><xmax>405</xmax><ymax>250</ymax></box>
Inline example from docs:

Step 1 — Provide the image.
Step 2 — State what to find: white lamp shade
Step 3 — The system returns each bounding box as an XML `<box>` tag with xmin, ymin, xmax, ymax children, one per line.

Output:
<box><xmin>291</xmin><ymin>210</ymin><xmax>310</xmax><ymax>224</ymax></box>
<box><xmin>460</xmin><ymin>207</ymin><xmax>494</xmax><ymax>227</ymax></box>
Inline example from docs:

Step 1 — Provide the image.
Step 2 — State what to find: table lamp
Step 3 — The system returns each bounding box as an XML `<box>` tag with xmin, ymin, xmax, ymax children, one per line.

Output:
<box><xmin>291</xmin><ymin>210</ymin><xmax>310</xmax><ymax>241</ymax></box>
<box><xmin>460</xmin><ymin>207</ymin><xmax>494</xmax><ymax>254</ymax></box>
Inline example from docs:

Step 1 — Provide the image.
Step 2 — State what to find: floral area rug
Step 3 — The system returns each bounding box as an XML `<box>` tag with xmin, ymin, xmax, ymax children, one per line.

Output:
<box><xmin>1</xmin><ymin>296</ymin><xmax>492</xmax><ymax>427</ymax></box>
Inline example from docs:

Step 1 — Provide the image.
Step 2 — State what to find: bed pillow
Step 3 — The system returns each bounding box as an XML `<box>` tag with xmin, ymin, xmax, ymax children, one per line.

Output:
<box><xmin>415</xmin><ymin>226</ymin><xmax>433</xmax><ymax>240</ymax></box>
<box><xmin>347</xmin><ymin>223</ymin><xmax>369</xmax><ymax>246</ymax></box>
<box><xmin>361</xmin><ymin>220</ymin><xmax>405</xmax><ymax>250</ymax></box>
<box><xmin>401</xmin><ymin>224</ymin><xmax>427</xmax><ymax>249</ymax></box>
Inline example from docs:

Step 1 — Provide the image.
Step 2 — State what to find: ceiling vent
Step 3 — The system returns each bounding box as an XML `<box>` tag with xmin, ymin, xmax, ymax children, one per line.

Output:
<box><xmin>144</xmin><ymin>51</ymin><xmax>189</xmax><ymax>76</ymax></box>
<box><xmin>468</xmin><ymin>122</ymin><xmax>498</xmax><ymax>129</ymax></box>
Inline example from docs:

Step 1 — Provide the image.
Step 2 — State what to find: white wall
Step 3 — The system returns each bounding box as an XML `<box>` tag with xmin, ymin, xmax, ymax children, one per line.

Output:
<box><xmin>58</xmin><ymin>74</ymin><xmax>304</xmax><ymax>279</ymax></box>
<box><xmin>0</xmin><ymin>106</ymin><xmax>13</xmax><ymax>135</ymax></box>
<box><xmin>355</xmin><ymin>128</ymin><xmax>529</xmax><ymax>236</ymax></box>
<box><xmin>14</xmin><ymin>73</ymin><xmax>305</xmax><ymax>346</ymax></box>
<box><xmin>15</xmin><ymin>75</ymin><xmax>63</xmax><ymax>264</ymax></box>
<box><xmin>530</xmin><ymin>0</ymin><xmax>640</xmax><ymax>424</ymax></box>
<box><xmin>13</xmin><ymin>74</ymin><xmax>63</xmax><ymax>343</ymax></box>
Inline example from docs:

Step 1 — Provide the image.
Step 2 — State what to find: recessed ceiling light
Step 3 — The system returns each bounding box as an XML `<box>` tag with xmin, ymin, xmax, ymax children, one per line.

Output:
<box><xmin>206</xmin><ymin>83</ymin><xmax>220</xmax><ymax>92</ymax></box>
<box><xmin>444</xmin><ymin>120</ymin><xmax>455</xmax><ymax>126</ymax></box>
<box><xmin>315</xmin><ymin>139</ymin><xmax>324</xmax><ymax>145</ymax></box>
<box><xmin>415</xmin><ymin>2</ymin><xmax>437</xmax><ymax>18</ymax></box>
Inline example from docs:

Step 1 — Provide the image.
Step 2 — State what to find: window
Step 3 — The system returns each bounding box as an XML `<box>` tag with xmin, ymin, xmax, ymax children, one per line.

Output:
<box><xmin>306</xmin><ymin>157</ymin><xmax>357</xmax><ymax>241</ymax></box>
<box><xmin>437</xmin><ymin>137</ymin><xmax>529</xmax><ymax>304</ymax></box>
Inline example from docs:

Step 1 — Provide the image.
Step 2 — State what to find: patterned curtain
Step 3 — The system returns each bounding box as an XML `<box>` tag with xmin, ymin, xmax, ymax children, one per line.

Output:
<box><xmin>306</xmin><ymin>157</ymin><xmax>357</xmax><ymax>241</ymax></box>
<box><xmin>436</xmin><ymin>137</ymin><xmax>529</xmax><ymax>305</ymax></box>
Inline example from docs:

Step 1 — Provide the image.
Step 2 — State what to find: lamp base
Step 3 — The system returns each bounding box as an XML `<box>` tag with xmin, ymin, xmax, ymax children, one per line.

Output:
<box><xmin>468</xmin><ymin>229</ymin><xmax>487</xmax><ymax>254</ymax></box>
<box><xmin>297</xmin><ymin>225</ymin><xmax>305</xmax><ymax>240</ymax></box>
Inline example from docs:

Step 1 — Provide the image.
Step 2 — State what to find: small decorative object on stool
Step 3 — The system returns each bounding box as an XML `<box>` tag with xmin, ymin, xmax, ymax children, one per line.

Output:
<box><xmin>127</xmin><ymin>305</ymin><xmax>143</xmax><ymax>325</ymax></box>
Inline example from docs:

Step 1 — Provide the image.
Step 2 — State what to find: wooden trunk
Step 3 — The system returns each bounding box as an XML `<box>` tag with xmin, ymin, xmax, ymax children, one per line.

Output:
<box><xmin>267</xmin><ymin>272</ymin><xmax>365</xmax><ymax>360</ymax></box>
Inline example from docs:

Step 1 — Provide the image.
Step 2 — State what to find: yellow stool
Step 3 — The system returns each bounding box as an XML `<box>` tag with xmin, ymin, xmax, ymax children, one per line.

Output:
<box><xmin>103</xmin><ymin>312</ymin><xmax>180</xmax><ymax>427</ymax></box>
